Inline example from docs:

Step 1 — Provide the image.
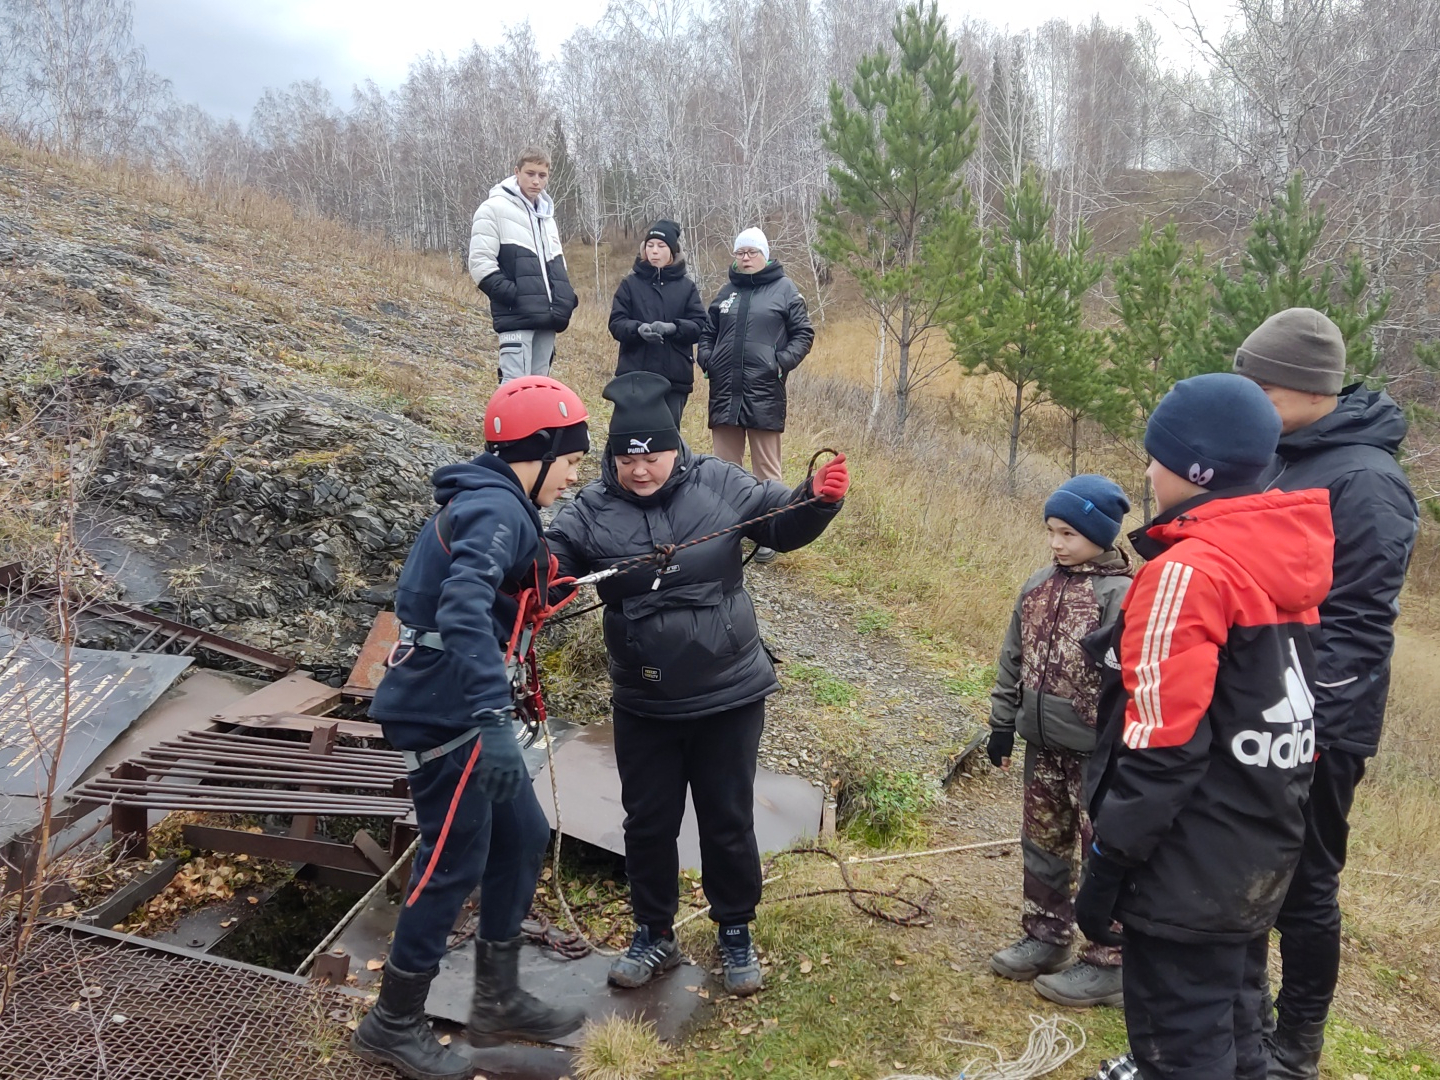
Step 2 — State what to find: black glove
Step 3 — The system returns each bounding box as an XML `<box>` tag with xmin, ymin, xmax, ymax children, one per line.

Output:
<box><xmin>987</xmin><ymin>729</ymin><xmax>1015</xmax><ymax>768</ymax></box>
<box><xmin>654</xmin><ymin>321</ymin><xmax>678</xmax><ymax>337</ymax></box>
<box><xmin>473</xmin><ymin>707</ymin><xmax>526</xmax><ymax>803</ymax></box>
<box><xmin>1075</xmin><ymin>843</ymin><xmax>1127</xmax><ymax>947</ymax></box>
<box><xmin>637</xmin><ymin>322</ymin><xmax>664</xmax><ymax>343</ymax></box>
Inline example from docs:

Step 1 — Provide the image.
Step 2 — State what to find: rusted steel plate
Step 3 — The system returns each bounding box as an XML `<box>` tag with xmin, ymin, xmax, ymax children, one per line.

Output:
<box><xmin>209</xmin><ymin>671</ymin><xmax>341</xmax><ymax>723</ymax></box>
<box><xmin>531</xmin><ymin>720</ymin><xmax>824</xmax><ymax>870</ymax></box>
<box><xmin>342</xmin><ymin>610</ymin><xmax>399</xmax><ymax>699</ymax></box>
<box><xmin>330</xmin><ymin>890</ymin><xmax>702</xmax><ymax>1057</ymax></box>
<box><xmin>0</xmin><ymin>631</ymin><xmax>192</xmax><ymax>796</ymax></box>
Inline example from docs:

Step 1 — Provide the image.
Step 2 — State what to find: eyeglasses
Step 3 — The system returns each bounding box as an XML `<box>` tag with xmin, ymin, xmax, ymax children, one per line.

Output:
<box><xmin>734</xmin><ymin>248</ymin><xmax>763</xmax><ymax>259</ymax></box>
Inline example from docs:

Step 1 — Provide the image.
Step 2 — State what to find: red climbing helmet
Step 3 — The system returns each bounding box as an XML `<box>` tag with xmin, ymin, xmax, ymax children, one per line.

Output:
<box><xmin>484</xmin><ymin>376</ymin><xmax>589</xmax><ymax>445</ymax></box>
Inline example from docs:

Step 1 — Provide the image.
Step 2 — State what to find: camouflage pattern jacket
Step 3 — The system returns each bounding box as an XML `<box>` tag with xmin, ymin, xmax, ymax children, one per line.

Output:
<box><xmin>989</xmin><ymin>549</ymin><xmax>1133</xmax><ymax>754</ymax></box>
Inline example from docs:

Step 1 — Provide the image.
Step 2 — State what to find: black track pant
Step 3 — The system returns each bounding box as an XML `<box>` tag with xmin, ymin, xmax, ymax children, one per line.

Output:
<box><xmin>613</xmin><ymin>700</ymin><xmax>765</xmax><ymax>930</ymax></box>
<box><xmin>1123</xmin><ymin>931</ymin><xmax>1269</xmax><ymax>1080</ymax></box>
<box><xmin>1273</xmin><ymin>747</ymin><xmax>1367</xmax><ymax>1024</ymax></box>
<box><xmin>665</xmin><ymin>389</ymin><xmax>689</xmax><ymax>429</ymax></box>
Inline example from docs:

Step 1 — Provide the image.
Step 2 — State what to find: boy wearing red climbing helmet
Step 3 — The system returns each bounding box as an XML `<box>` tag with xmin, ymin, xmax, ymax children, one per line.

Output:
<box><xmin>352</xmin><ymin>376</ymin><xmax>589</xmax><ymax>1080</ymax></box>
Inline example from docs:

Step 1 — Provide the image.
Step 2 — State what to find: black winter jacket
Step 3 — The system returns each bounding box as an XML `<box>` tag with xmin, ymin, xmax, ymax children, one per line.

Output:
<box><xmin>546</xmin><ymin>444</ymin><xmax>841</xmax><ymax>719</ymax></box>
<box><xmin>1260</xmin><ymin>385</ymin><xmax>1418</xmax><ymax>757</ymax></box>
<box><xmin>698</xmin><ymin>261</ymin><xmax>814</xmax><ymax>432</ymax></box>
<box><xmin>1086</xmin><ymin>487</ymin><xmax>1334</xmax><ymax>944</ymax></box>
<box><xmin>610</xmin><ymin>258</ymin><xmax>707</xmax><ymax>391</ymax></box>
<box><xmin>370</xmin><ymin>455</ymin><xmax>543</xmax><ymax>751</ymax></box>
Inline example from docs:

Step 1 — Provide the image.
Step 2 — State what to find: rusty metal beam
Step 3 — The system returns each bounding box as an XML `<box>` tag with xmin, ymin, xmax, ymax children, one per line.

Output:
<box><xmin>295</xmin><ymin>863</ymin><xmax>382</xmax><ymax>893</ymax></box>
<box><xmin>227</xmin><ymin>712</ymin><xmax>383</xmax><ymax>738</ymax></box>
<box><xmin>109</xmin><ymin>763</ymin><xmax>149</xmax><ymax>860</ymax></box>
<box><xmin>70</xmin><ymin>779</ymin><xmax>412</xmax><ymax>816</ymax></box>
<box><xmin>182</xmin><ymin>824</ymin><xmax>384</xmax><ymax>875</ymax></box>
<box><xmin>85</xmin><ymin>600</ymin><xmax>297</xmax><ymax>673</ymax></box>
<box><xmin>81</xmin><ymin>856</ymin><xmax>181</xmax><ymax>928</ymax></box>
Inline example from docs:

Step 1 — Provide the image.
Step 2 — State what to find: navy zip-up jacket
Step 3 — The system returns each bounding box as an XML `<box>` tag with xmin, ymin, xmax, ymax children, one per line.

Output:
<box><xmin>370</xmin><ymin>454</ymin><xmax>542</xmax><ymax>751</ymax></box>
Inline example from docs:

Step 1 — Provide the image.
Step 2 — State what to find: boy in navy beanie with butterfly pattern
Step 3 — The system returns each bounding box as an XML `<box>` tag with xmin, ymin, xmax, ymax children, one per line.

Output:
<box><xmin>1078</xmin><ymin>373</ymin><xmax>1335</xmax><ymax>1080</ymax></box>
<box><xmin>987</xmin><ymin>474</ymin><xmax>1133</xmax><ymax>1008</ymax></box>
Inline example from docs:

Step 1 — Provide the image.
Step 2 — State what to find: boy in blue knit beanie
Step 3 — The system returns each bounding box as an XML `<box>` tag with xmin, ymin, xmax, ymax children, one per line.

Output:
<box><xmin>1078</xmin><ymin>373</ymin><xmax>1335</xmax><ymax>1080</ymax></box>
<box><xmin>987</xmin><ymin>474</ymin><xmax>1133</xmax><ymax>1008</ymax></box>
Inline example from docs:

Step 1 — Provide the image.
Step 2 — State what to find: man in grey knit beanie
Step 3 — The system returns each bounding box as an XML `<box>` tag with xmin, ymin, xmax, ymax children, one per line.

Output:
<box><xmin>1234</xmin><ymin>307</ymin><xmax>1419</xmax><ymax>1080</ymax></box>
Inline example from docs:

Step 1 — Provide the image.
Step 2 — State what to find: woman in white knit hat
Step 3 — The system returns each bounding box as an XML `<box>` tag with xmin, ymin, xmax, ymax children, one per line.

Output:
<box><xmin>697</xmin><ymin>227</ymin><xmax>815</xmax><ymax>563</ymax></box>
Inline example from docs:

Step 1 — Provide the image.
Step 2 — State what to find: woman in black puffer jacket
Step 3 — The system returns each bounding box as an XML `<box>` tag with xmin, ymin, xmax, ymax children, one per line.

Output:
<box><xmin>698</xmin><ymin>227</ymin><xmax>814</xmax><ymax>486</ymax></box>
<box><xmin>546</xmin><ymin>371</ymin><xmax>848</xmax><ymax>1001</ymax></box>
<box><xmin>609</xmin><ymin>219</ymin><xmax>707</xmax><ymax>426</ymax></box>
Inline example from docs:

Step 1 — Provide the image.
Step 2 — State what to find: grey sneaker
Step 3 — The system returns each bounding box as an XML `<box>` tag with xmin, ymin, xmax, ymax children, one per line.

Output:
<box><xmin>719</xmin><ymin>932</ymin><xmax>763</xmax><ymax>996</ymax></box>
<box><xmin>1034</xmin><ymin>960</ymin><xmax>1124</xmax><ymax>1007</ymax></box>
<box><xmin>989</xmin><ymin>936</ymin><xmax>1072</xmax><ymax>981</ymax></box>
<box><xmin>752</xmin><ymin>546</ymin><xmax>777</xmax><ymax>564</ymax></box>
<box><xmin>607</xmin><ymin>926</ymin><xmax>682</xmax><ymax>989</ymax></box>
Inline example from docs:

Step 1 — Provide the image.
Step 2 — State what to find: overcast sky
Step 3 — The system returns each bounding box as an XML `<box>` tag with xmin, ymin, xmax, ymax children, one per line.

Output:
<box><xmin>132</xmin><ymin>0</ymin><xmax>1227</xmax><ymax>121</ymax></box>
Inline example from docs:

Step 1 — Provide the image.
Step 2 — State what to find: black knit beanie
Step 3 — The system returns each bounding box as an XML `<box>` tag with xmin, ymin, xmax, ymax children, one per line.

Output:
<box><xmin>604</xmin><ymin>371</ymin><xmax>681</xmax><ymax>456</ymax></box>
<box><xmin>645</xmin><ymin>219</ymin><xmax>682</xmax><ymax>257</ymax></box>
<box><xmin>1233</xmin><ymin>308</ymin><xmax>1347</xmax><ymax>395</ymax></box>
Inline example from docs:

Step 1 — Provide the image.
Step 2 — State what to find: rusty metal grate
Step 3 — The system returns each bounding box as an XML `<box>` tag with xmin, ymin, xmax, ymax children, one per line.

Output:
<box><xmin>0</xmin><ymin>923</ymin><xmax>402</xmax><ymax>1079</ymax></box>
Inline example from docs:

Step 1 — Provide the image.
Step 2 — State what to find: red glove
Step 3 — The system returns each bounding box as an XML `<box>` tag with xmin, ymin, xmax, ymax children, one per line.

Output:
<box><xmin>814</xmin><ymin>453</ymin><xmax>849</xmax><ymax>503</ymax></box>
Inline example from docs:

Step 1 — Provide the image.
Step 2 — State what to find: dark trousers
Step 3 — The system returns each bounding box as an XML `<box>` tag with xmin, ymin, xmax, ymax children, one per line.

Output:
<box><xmin>613</xmin><ymin>700</ymin><xmax>765</xmax><ymax>929</ymax></box>
<box><xmin>1272</xmin><ymin>747</ymin><xmax>1367</xmax><ymax>1024</ymax></box>
<box><xmin>388</xmin><ymin>734</ymin><xmax>551</xmax><ymax>973</ymax></box>
<box><xmin>665</xmin><ymin>389</ymin><xmax>688</xmax><ymax>429</ymax></box>
<box><xmin>1124</xmin><ymin>930</ymin><xmax>1269</xmax><ymax>1080</ymax></box>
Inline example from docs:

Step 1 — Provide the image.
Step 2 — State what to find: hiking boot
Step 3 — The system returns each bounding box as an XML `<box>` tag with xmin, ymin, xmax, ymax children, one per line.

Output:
<box><xmin>467</xmin><ymin>936</ymin><xmax>585</xmax><ymax>1047</ymax></box>
<box><xmin>351</xmin><ymin>962</ymin><xmax>473</xmax><ymax>1080</ymax></box>
<box><xmin>1268</xmin><ymin>1015</ymin><xmax>1325</xmax><ymax>1080</ymax></box>
<box><xmin>1034</xmin><ymin>960</ymin><xmax>1124</xmax><ymax>1007</ymax></box>
<box><xmin>989</xmin><ymin>936</ymin><xmax>1072</xmax><ymax>981</ymax></box>
<box><xmin>608</xmin><ymin>926</ymin><xmax>683</xmax><ymax>989</ymax></box>
<box><xmin>719</xmin><ymin>925</ymin><xmax>764</xmax><ymax>996</ymax></box>
<box><xmin>752</xmin><ymin>546</ymin><xmax>777</xmax><ymax>564</ymax></box>
<box><xmin>1093</xmin><ymin>1052</ymin><xmax>1140</xmax><ymax>1080</ymax></box>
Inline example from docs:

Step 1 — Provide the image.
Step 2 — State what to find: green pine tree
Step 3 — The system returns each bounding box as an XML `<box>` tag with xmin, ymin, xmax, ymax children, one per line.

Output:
<box><xmin>1211</xmin><ymin>172</ymin><xmax>1390</xmax><ymax>381</ymax></box>
<box><xmin>1105</xmin><ymin>220</ymin><xmax>1220</xmax><ymax>516</ymax></box>
<box><xmin>1048</xmin><ymin>325</ymin><xmax>1121</xmax><ymax>479</ymax></box>
<box><xmin>816</xmin><ymin>1</ymin><xmax>981</xmax><ymax>433</ymax></box>
<box><xmin>950</xmin><ymin>168</ymin><xmax>1102</xmax><ymax>491</ymax></box>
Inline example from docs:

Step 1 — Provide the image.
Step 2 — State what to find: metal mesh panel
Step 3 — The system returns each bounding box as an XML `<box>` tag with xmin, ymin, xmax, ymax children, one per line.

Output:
<box><xmin>0</xmin><ymin>925</ymin><xmax>403</xmax><ymax>1079</ymax></box>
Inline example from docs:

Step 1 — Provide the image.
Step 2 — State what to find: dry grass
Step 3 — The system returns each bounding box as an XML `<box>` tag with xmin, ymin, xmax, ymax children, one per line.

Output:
<box><xmin>574</xmin><ymin>1015</ymin><xmax>669</xmax><ymax>1080</ymax></box>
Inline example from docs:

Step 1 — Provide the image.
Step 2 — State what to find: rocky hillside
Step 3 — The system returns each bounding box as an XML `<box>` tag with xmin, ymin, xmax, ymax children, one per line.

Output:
<box><xmin>0</xmin><ymin>143</ymin><xmax>508</xmax><ymax>668</ymax></box>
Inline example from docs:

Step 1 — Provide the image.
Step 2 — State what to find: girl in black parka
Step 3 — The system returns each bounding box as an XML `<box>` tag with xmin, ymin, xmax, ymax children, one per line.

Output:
<box><xmin>609</xmin><ymin>219</ymin><xmax>707</xmax><ymax>427</ymax></box>
<box><xmin>546</xmin><ymin>371</ymin><xmax>849</xmax><ymax>999</ymax></box>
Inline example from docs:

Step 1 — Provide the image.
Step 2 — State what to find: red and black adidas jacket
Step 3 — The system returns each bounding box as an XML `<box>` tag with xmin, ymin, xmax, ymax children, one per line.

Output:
<box><xmin>1086</xmin><ymin>486</ymin><xmax>1334</xmax><ymax>943</ymax></box>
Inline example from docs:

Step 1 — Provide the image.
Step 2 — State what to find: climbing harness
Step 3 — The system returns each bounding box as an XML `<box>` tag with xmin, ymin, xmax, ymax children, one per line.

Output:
<box><xmin>396</xmin><ymin>446</ymin><xmax>842</xmax><ymax>912</ymax></box>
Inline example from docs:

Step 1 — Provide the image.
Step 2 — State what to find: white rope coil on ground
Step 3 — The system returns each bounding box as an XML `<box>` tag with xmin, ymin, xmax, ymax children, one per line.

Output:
<box><xmin>879</xmin><ymin>1014</ymin><xmax>1087</xmax><ymax>1080</ymax></box>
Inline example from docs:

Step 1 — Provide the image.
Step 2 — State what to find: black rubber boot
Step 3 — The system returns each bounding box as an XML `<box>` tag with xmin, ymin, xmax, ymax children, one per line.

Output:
<box><xmin>1268</xmin><ymin>1015</ymin><xmax>1325</xmax><ymax>1080</ymax></box>
<box><xmin>351</xmin><ymin>962</ymin><xmax>473</xmax><ymax>1080</ymax></box>
<box><xmin>467</xmin><ymin>936</ymin><xmax>586</xmax><ymax>1046</ymax></box>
